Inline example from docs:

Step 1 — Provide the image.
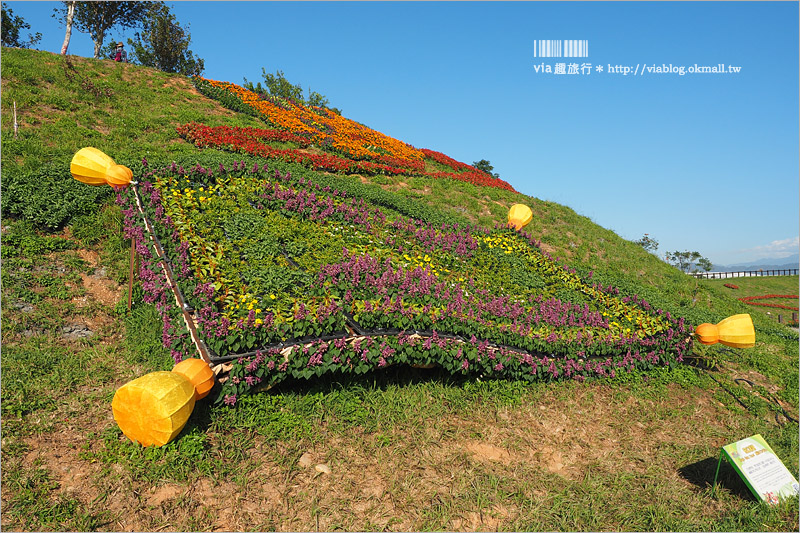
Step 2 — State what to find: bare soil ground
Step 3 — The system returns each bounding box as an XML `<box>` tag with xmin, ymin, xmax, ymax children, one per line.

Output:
<box><xmin>4</xmin><ymin>367</ymin><xmax>745</xmax><ymax>532</ymax></box>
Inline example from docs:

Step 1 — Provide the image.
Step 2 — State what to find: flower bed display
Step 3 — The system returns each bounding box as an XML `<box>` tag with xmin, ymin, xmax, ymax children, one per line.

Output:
<box><xmin>179</xmin><ymin>122</ymin><xmax>515</xmax><ymax>191</ymax></box>
<box><xmin>738</xmin><ymin>294</ymin><xmax>799</xmax><ymax>311</ymax></box>
<box><xmin>194</xmin><ymin>77</ymin><xmax>425</xmax><ymax>164</ymax></box>
<box><xmin>178</xmin><ymin>122</ymin><xmax>413</xmax><ymax>177</ymax></box>
<box><xmin>120</xmin><ymin>160</ymin><xmax>690</xmax><ymax>406</ymax></box>
<box><xmin>190</xmin><ymin>78</ymin><xmax>516</xmax><ymax>191</ymax></box>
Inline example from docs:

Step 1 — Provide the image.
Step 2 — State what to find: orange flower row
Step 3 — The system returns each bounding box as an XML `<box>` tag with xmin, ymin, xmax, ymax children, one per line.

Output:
<box><xmin>204</xmin><ymin>78</ymin><xmax>318</xmax><ymax>136</ymax></box>
<box><xmin>199</xmin><ymin>78</ymin><xmax>424</xmax><ymax>165</ymax></box>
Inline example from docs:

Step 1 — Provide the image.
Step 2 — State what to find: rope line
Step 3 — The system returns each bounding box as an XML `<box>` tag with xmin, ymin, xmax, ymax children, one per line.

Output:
<box><xmin>699</xmin><ymin>347</ymin><xmax>798</xmax><ymax>426</ymax></box>
<box><xmin>132</xmin><ymin>184</ymin><xmax>213</xmax><ymax>363</ymax></box>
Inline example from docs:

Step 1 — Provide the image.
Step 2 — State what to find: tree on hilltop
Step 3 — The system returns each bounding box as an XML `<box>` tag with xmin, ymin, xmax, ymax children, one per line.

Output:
<box><xmin>634</xmin><ymin>233</ymin><xmax>659</xmax><ymax>254</ymax></box>
<box><xmin>125</xmin><ymin>3</ymin><xmax>204</xmax><ymax>76</ymax></box>
<box><xmin>473</xmin><ymin>159</ymin><xmax>500</xmax><ymax>179</ymax></box>
<box><xmin>665</xmin><ymin>250</ymin><xmax>713</xmax><ymax>273</ymax></box>
<box><xmin>53</xmin><ymin>1</ymin><xmax>157</xmax><ymax>59</ymax></box>
<box><xmin>244</xmin><ymin>68</ymin><xmax>341</xmax><ymax>114</ymax></box>
<box><xmin>2</xmin><ymin>5</ymin><xmax>42</xmax><ymax>48</ymax></box>
<box><xmin>263</xmin><ymin>69</ymin><xmax>304</xmax><ymax>103</ymax></box>
<box><xmin>58</xmin><ymin>1</ymin><xmax>75</xmax><ymax>54</ymax></box>
<box><xmin>636</xmin><ymin>234</ymin><xmax>713</xmax><ymax>273</ymax></box>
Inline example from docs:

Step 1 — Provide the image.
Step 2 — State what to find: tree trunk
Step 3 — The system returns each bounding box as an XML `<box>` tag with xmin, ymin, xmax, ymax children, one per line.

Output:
<box><xmin>92</xmin><ymin>3</ymin><xmax>108</xmax><ymax>59</ymax></box>
<box><xmin>60</xmin><ymin>1</ymin><xmax>75</xmax><ymax>55</ymax></box>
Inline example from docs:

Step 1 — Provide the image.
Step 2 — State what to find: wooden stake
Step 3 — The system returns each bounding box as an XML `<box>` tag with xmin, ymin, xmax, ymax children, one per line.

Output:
<box><xmin>13</xmin><ymin>101</ymin><xmax>18</xmax><ymax>139</ymax></box>
<box><xmin>128</xmin><ymin>237</ymin><xmax>135</xmax><ymax>310</ymax></box>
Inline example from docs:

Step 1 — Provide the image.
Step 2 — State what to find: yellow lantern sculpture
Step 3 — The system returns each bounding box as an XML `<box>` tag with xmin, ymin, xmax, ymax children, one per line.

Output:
<box><xmin>70</xmin><ymin>147</ymin><xmax>132</xmax><ymax>188</ymax></box>
<box><xmin>112</xmin><ymin>357</ymin><xmax>218</xmax><ymax>447</ymax></box>
<box><xmin>112</xmin><ymin>371</ymin><xmax>196</xmax><ymax>447</ymax></box>
<box><xmin>508</xmin><ymin>203</ymin><xmax>533</xmax><ymax>230</ymax></box>
<box><xmin>694</xmin><ymin>314</ymin><xmax>755</xmax><ymax>348</ymax></box>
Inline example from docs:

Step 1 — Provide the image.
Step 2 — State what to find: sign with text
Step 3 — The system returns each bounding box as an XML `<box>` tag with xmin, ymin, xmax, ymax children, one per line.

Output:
<box><xmin>715</xmin><ymin>434</ymin><xmax>799</xmax><ymax>505</ymax></box>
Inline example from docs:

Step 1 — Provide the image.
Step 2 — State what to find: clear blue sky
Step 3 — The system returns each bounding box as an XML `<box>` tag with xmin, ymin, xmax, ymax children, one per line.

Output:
<box><xmin>5</xmin><ymin>1</ymin><xmax>799</xmax><ymax>266</ymax></box>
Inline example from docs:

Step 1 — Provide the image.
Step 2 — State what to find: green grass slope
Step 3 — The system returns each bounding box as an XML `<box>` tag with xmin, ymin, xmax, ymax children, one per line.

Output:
<box><xmin>1</xmin><ymin>48</ymin><xmax>798</xmax><ymax>531</ymax></box>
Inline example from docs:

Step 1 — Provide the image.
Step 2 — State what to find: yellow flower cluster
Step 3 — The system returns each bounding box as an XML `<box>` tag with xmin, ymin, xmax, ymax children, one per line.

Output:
<box><xmin>165</xmin><ymin>184</ymin><xmax>220</xmax><ymax>210</ymax></box>
<box><xmin>481</xmin><ymin>234</ymin><xmax>526</xmax><ymax>255</ymax></box>
<box><xmin>402</xmin><ymin>252</ymin><xmax>449</xmax><ymax>278</ymax></box>
<box><xmin>221</xmin><ymin>290</ymin><xmax>261</xmax><ymax>318</ymax></box>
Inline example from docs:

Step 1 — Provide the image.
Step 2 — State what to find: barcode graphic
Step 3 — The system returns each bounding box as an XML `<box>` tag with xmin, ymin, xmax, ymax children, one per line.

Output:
<box><xmin>534</xmin><ymin>40</ymin><xmax>589</xmax><ymax>58</ymax></box>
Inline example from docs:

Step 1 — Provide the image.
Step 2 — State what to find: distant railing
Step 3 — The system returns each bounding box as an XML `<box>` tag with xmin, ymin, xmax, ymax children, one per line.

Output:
<box><xmin>690</xmin><ymin>269</ymin><xmax>799</xmax><ymax>280</ymax></box>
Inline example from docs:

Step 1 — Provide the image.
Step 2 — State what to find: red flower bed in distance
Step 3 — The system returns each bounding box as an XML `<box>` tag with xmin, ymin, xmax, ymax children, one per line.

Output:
<box><xmin>738</xmin><ymin>294</ymin><xmax>799</xmax><ymax>311</ymax></box>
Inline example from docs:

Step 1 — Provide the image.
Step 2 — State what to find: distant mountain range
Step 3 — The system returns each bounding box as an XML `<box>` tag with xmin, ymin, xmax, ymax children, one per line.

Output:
<box><xmin>712</xmin><ymin>254</ymin><xmax>799</xmax><ymax>272</ymax></box>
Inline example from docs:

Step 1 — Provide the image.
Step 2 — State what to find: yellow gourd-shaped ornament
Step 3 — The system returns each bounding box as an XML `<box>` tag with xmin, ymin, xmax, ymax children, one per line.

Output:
<box><xmin>111</xmin><ymin>371</ymin><xmax>196</xmax><ymax>447</ymax></box>
<box><xmin>508</xmin><ymin>204</ymin><xmax>533</xmax><ymax>230</ymax></box>
<box><xmin>111</xmin><ymin>358</ymin><xmax>218</xmax><ymax>447</ymax></box>
<box><xmin>172</xmin><ymin>358</ymin><xmax>216</xmax><ymax>401</ymax></box>
<box><xmin>694</xmin><ymin>314</ymin><xmax>755</xmax><ymax>348</ymax></box>
<box><xmin>105</xmin><ymin>164</ymin><xmax>133</xmax><ymax>187</ymax></box>
<box><xmin>70</xmin><ymin>147</ymin><xmax>132</xmax><ymax>187</ymax></box>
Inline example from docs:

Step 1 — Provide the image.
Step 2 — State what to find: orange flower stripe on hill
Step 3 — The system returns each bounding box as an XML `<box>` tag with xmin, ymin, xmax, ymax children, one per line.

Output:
<box><xmin>199</xmin><ymin>77</ymin><xmax>425</xmax><ymax>164</ymax></box>
<box><xmin>204</xmin><ymin>79</ymin><xmax>318</xmax><ymax>136</ymax></box>
<box><xmin>192</xmin><ymin>78</ymin><xmax>517</xmax><ymax>191</ymax></box>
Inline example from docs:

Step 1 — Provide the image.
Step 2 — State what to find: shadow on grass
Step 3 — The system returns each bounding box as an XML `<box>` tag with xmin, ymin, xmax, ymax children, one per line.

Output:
<box><xmin>264</xmin><ymin>363</ymin><xmax>478</xmax><ymax>395</ymax></box>
<box><xmin>174</xmin><ymin>364</ymin><xmax>527</xmax><ymax>444</ymax></box>
<box><xmin>678</xmin><ymin>456</ymin><xmax>756</xmax><ymax>502</ymax></box>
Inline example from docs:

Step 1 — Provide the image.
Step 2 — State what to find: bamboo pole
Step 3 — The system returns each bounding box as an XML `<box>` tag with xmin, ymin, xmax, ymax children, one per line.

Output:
<box><xmin>128</xmin><ymin>237</ymin><xmax>135</xmax><ymax>310</ymax></box>
<box><xmin>131</xmin><ymin>186</ymin><xmax>212</xmax><ymax>364</ymax></box>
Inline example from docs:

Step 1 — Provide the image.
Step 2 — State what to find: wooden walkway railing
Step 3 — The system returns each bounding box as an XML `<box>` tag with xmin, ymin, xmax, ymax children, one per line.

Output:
<box><xmin>690</xmin><ymin>269</ymin><xmax>799</xmax><ymax>280</ymax></box>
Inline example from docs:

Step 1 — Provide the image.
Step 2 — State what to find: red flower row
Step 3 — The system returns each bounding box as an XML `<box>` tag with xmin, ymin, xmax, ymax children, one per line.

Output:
<box><xmin>724</xmin><ymin>283</ymin><xmax>739</xmax><ymax>289</ymax></box>
<box><xmin>178</xmin><ymin>122</ymin><xmax>408</xmax><ymax>176</ymax></box>
<box><xmin>738</xmin><ymin>294</ymin><xmax>799</xmax><ymax>312</ymax></box>
<box><xmin>420</xmin><ymin>148</ymin><xmax>477</xmax><ymax>173</ymax></box>
<box><xmin>177</xmin><ymin>122</ymin><xmax>517</xmax><ymax>191</ymax></box>
<box><xmin>429</xmin><ymin>169</ymin><xmax>515</xmax><ymax>191</ymax></box>
<box><xmin>739</xmin><ymin>294</ymin><xmax>799</xmax><ymax>301</ymax></box>
<box><xmin>375</xmin><ymin>154</ymin><xmax>426</xmax><ymax>173</ymax></box>
<box><xmin>179</xmin><ymin>123</ymin><xmax>313</xmax><ymax>149</ymax></box>
<box><xmin>740</xmin><ymin>302</ymin><xmax>799</xmax><ymax>311</ymax></box>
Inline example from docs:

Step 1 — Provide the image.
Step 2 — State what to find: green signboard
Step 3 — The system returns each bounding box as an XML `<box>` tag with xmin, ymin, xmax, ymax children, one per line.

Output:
<box><xmin>714</xmin><ymin>434</ymin><xmax>799</xmax><ymax>505</ymax></box>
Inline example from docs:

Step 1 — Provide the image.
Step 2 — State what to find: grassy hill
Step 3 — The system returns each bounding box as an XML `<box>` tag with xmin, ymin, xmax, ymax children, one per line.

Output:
<box><xmin>1</xmin><ymin>48</ymin><xmax>798</xmax><ymax>531</ymax></box>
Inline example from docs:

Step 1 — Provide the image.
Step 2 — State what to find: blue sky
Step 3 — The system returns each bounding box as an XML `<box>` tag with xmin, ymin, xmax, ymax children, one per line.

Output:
<box><xmin>5</xmin><ymin>1</ymin><xmax>799</xmax><ymax>266</ymax></box>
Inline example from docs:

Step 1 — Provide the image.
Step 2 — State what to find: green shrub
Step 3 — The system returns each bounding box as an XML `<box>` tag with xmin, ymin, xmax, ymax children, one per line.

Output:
<box><xmin>2</xmin><ymin>162</ymin><xmax>114</xmax><ymax>230</ymax></box>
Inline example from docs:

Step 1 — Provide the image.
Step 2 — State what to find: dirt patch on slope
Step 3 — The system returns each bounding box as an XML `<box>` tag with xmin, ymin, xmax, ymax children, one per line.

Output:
<box><xmin>162</xmin><ymin>77</ymin><xmax>196</xmax><ymax>93</ymax></box>
<box><xmin>75</xmin><ymin>249</ymin><xmax>123</xmax><ymax>308</ymax></box>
